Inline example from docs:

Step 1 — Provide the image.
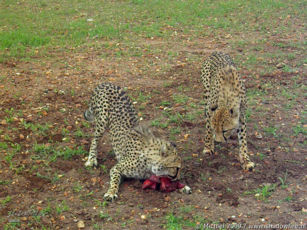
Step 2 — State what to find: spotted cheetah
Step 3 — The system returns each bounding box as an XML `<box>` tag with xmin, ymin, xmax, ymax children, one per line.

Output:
<box><xmin>201</xmin><ymin>52</ymin><xmax>255</xmax><ymax>170</ymax></box>
<box><xmin>84</xmin><ymin>83</ymin><xmax>191</xmax><ymax>201</ymax></box>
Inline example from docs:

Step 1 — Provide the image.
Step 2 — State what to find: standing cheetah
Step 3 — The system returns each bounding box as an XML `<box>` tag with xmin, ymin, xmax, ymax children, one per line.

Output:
<box><xmin>201</xmin><ymin>52</ymin><xmax>255</xmax><ymax>170</ymax></box>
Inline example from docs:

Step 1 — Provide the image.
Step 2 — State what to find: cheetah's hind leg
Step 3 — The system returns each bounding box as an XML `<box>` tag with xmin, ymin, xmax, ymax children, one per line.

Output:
<box><xmin>85</xmin><ymin>136</ymin><xmax>99</xmax><ymax>167</ymax></box>
<box><xmin>85</xmin><ymin>121</ymin><xmax>106</xmax><ymax>167</ymax></box>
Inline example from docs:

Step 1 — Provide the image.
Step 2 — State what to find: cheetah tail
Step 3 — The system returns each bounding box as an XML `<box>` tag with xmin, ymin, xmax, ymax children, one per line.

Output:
<box><xmin>84</xmin><ymin>108</ymin><xmax>94</xmax><ymax>122</ymax></box>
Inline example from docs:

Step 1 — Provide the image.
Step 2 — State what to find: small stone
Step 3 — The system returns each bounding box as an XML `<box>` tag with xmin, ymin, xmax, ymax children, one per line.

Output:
<box><xmin>140</xmin><ymin>215</ymin><xmax>146</xmax><ymax>220</ymax></box>
<box><xmin>77</xmin><ymin>220</ymin><xmax>85</xmax><ymax>228</ymax></box>
<box><xmin>255</xmin><ymin>132</ymin><xmax>263</xmax><ymax>139</ymax></box>
<box><xmin>276</xmin><ymin>63</ymin><xmax>285</xmax><ymax>69</ymax></box>
<box><xmin>1</xmin><ymin>120</ymin><xmax>7</xmax><ymax>125</ymax></box>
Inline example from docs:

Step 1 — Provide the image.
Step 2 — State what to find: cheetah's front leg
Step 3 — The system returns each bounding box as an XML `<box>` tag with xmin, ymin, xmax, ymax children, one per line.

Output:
<box><xmin>237</xmin><ymin>117</ymin><xmax>254</xmax><ymax>171</ymax></box>
<box><xmin>104</xmin><ymin>164</ymin><xmax>122</xmax><ymax>201</ymax></box>
<box><xmin>203</xmin><ymin>112</ymin><xmax>215</xmax><ymax>155</ymax></box>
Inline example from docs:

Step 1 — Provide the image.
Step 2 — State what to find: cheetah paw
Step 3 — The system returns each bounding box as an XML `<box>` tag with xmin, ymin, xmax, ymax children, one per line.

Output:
<box><xmin>179</xmin><ymin>185</ymin><xmax>192</xmax><ymax>194</ymax></box>
<box><xmin>104</xmin><ymin>192</ymin><xmax>118</xmax><ymax>202</ymax></box>
<box><xmin>85</xmin><ymin>158</ymin><xmax>98</xmax><ymax>167</ymax></box>
<box><xmin>243</xmin><ymin>161</ymin><xmax>255</xmax><ymax>171</ymax></box>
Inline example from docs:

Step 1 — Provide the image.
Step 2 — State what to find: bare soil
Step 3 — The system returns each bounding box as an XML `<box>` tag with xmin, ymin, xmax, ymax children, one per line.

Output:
<box><xmin>0</xmin><ymin>36</ymin><xmax>306</xmax><ymax>229</ymax></box>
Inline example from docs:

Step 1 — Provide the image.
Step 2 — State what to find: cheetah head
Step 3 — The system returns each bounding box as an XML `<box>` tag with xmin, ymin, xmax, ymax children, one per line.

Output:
<box><xmin>211</xmin><ymin>105</ymin><xmax>240</xmax><ymax>142</ymax></box>
<box><xmin>151</xmin><ymin>142</ymin><xmax>182</xmax><ymax>180</ymax></box>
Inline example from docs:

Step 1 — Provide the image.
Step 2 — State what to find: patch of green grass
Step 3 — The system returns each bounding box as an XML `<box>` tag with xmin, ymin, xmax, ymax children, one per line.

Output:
<box><xmin>179</xmin><ymin>205</ymin><xmax>194</xmax><ymax>214</ymax></box>
<box><xmin>164</xmin><ymin>213</ymin><xmax>195</xmax><ymax>230</ymax></box>
<box><xmin>245</xmin><ymin>108</ymin><xmax>252</xmax><ymax>122</ymax></box>
<box><xmin>273</xmin><ymin>42</ymin><xmax>288</xmax><ymax>48</ymax></box>
<box><xmin>99</xmin><ymin>210</ymin><xmax>111</xmax><ymax>220</ymax></box>
<box><xmin>4</xmin><ymin>108</ymin><xmax>15</xmax><ymax>123</ymax></box>
<box><xmin>278</xmin><ymin>171</ymin><xmax>288</xmax><ymax>189</ymax></box>
<box><xmin>263</xmin><ymin>126</ymin><xmax>278</xmax><ymax>137</ymax></box>
<box><xmin>281</xmin><ymin>87</ymin><xmax>297</xmax><ymax>99</ymax></box>
<box><xmin>40</xmin><ymin>203</ymin><xmax>52</xmax><ymax>216</ymax></box>
<box><xmin>282</xmin><ymin>64</ymin><xmax>294</xmax><ymax>73</ymax></box>
<box><xmin>0</xmin><ymin>142</ymin><xmax>8</xmax><ymax>150</ymax></box>
<box><xmin>184</xmin><ymin>112</ymin><xmax>197</xmax><ymax>121</ymax></box>
<box><xmin>160</xmin><ymin>101</ymin><xmax>172</xmax><ymax>107</ymax></box>
<box><xmin>1</xmin><ymin>196</ymin><xmax>12</xmax><ymax>207</ymax></box>
<box><xmin>165</xmin><ymin>213</ymin><xmax>211</xmax><ymax>230</ymax></box>
<box><xmin>35</xmin><ymin>172</ymin><xmax>60</xmax><ymax>183</ymax></box>
<box><xmin>137</xmin><ymin>92</ymin><xmax>151</xmax><ymax>103</ymax></box>
<box><xmin>3</xmin><ymin>221</ymin><xmax>21</xmax><ymax>230</ymax></box>
<box><xmin>244</xmin><ymin>184</ymin><xmax>276</xmax><ymax>200</ymax></box>
<box><xmin>151</xmin><ymin>119</ymin><xmax>169</xmax><ymax>129</ymax></box>
<box><xmin>33</xmin><ymin>144</ymin><xmax>87</xmax><ymax>162</ymax></box>
<box><xmin>74</xmin><ymin>129</ymin><xmax>86</xmax><ymax>138</ymax></box>
<box><xmin>283</xmin><ymin>196</ymin><xmax>293</xmax><ymax>202</ymax></box>
<box><xmin>245</xmin><ymin>54</ymin><xmax>258</xmax><ymax>66</ymax></box>
<box><xmin>22</xmin><ymin>121</ymin><xmax>51</xmax><ymax>136</ymax></box>
<box><xmin>172</xmin><ymin>94</ymin><xmax>189</xmax><ymax>104</ymax></box>
<box><xmin>100</xmin><ymin>164</ymin><xmax>108</xmax><ymax>174</ymax></box>
<box><xmin>286</xmin><ymin>53</ymin><xmax>296</xmax><ymax>61</ymax></box>
<box><xmin>73</xmin><ymin>184</ymin><xmax>83</xmax><ymax>193</ymax></box>
<box><xmin>55</xmin><ymin>201</ymin><xmax>69</xmax><ymax>214</ymax></box>
<box><xmin>293</xmin><ymin>124</ymin><xmax>307</xmax><ymax>136</ymax></box>
<box><xmin>0</xmin><ymin>0</ymin><xmax>305</xmax><ymax>61</ymax></box>
<box><xmin>82</xmin><ymin>120</ymin><xmax>90</xmax><ymax>128</ymax></box>
<box><xmin>4</xmin><ymin>143</ymin><xmax>21</xmax><ymax>169</ymax></box>
<box><xmin>169</xmin><ymin>113</ymin><xmax>184</xmax><ymax>124</ymax></box>
<box><xmin>0</xmin><ymin>180</ymin><xmax>10</xmax><ymax>185</ymax></box>
<box><xmin>257</xmin><ymin>153</ymin><xmax>266</xmax><ymax>161</ymax></box>
<box><xmin>170</xmin><ymin>127</ymin><xmax>181</xmax><ymax>135</ymax></box>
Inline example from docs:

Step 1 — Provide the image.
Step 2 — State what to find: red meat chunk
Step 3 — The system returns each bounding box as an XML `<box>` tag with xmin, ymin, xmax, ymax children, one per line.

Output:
<box><xmin>142</xmin><ymin>176</ymin><xmax>186</xmax><ymax>193</ymax></box>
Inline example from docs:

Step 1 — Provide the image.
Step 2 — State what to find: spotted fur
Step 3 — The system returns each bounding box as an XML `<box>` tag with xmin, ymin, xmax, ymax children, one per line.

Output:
<box><xmin>201</xmin><ymin>52</ymin><xmax>255</xmax><ymax>170</ymax></box>
<box><xmin>84</xmin><ymin>83</ymin><xmax>191</xmax><ymax>201</ymax></box>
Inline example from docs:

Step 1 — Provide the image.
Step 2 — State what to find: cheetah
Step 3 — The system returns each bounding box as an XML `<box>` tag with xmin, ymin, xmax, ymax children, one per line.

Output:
<box><xmin>201</xmin><ymin>52</ymin><xmax>255</xmax><ymax>171</ymax></box>
<box><xmin>84</xmin><ymin>83</ymin><xmax>191</xmax><ymax>201</ymax></box>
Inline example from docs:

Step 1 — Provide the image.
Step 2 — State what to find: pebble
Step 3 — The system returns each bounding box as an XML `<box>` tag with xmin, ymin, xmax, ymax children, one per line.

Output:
<box><xmin>255</xmin><ymin>132</ymin><xmax>263</xmax><ymax>139</ymax></box>
<box><xmin>276</xmin><ymin>63</ymin><xmax>285</xmax><ymax>69</ymax></box>
<box><xmin>77</xmin><ymin>220</ymin><xmax>85</xmax><ymax>229</ymax></box>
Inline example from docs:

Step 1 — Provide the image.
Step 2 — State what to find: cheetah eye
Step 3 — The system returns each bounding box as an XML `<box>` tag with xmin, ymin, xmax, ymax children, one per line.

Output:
<box><xmin>211</xmin><ymin>106</ymin><xmax>218</xmax><ymax>112</ymax></box>
<box><xmin>230</xmin><ymin>109</ymin><xmax>234</xmax><ymax>114</ymax></box>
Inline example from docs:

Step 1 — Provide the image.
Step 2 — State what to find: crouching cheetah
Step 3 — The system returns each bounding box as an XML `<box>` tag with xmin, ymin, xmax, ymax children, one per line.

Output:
<box><xmin>201</xmin><ymin>52</ymin><xmax>255</xmax><ymax>171</ymax></box>
<box><xmin>84</xmin><ymin>83</ymin><xmax>191</xmax><ymax>201</ymax></box>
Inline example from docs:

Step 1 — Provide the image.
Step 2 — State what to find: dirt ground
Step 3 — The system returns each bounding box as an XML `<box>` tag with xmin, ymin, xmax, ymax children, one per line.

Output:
<box><xmin>0</xmin><ymin>34</ymin><xmax>306</xmax><ymax>229</ymax></box>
